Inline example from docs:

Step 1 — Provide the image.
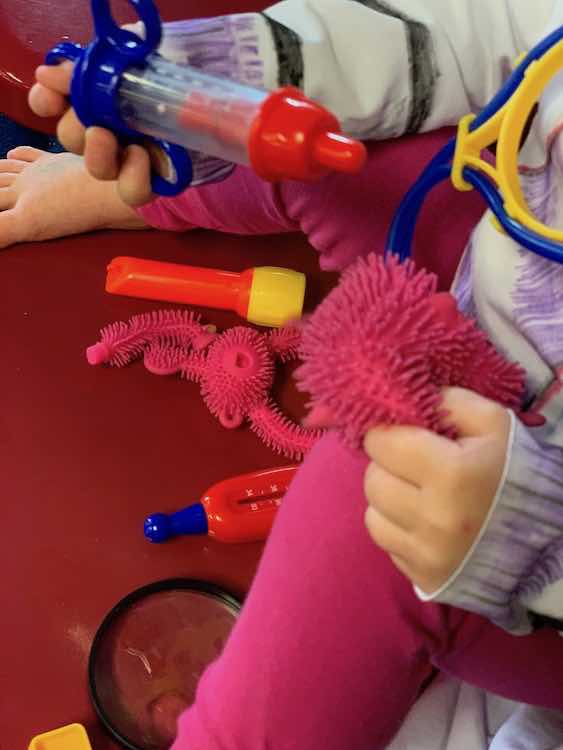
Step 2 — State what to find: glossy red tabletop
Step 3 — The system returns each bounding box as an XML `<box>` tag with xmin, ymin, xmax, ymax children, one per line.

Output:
<box><xmin>0</xmin><ymin>0</ymin><xmax>268</xmax><ymax>132</ymax></box>
<box><xmin>0</xmin><ymin>226</ymin><xmax>336</xmax><ymax>748</ymax></box>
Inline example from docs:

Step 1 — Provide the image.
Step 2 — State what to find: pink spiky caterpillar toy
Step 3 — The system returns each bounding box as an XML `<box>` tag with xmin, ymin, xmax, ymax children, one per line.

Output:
<box><xmin>86</xmin><ymin>309</ymin><xmax>216</xmax><ymax>367</ymax></box>
<box><xmin>87</xmin><ymin>311</ymin><xmax>321</xmax><ymax>460</ymax></box>
<box><xmin>296</xmin><ymin>253</ymin><xmax>527</xmax><ymax>448</ymax></box>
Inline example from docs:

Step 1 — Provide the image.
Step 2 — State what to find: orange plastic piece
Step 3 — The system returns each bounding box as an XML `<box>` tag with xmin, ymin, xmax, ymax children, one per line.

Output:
<box><xmin>107</xmin><ymin>256</ymin><xmax>252</xmax><ymax>315</ymax></box>
<box><xmin>248</xmin><ymin>87</ymin><xmax>367</xmax><ymax>181</ymax></box>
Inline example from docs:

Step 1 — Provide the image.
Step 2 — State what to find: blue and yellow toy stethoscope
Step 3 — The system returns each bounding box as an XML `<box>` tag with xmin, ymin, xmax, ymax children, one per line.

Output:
<box><xmin>388</xmin><ymin>24</ymin><xmax>563</xmax><ymax>265</ymax></box>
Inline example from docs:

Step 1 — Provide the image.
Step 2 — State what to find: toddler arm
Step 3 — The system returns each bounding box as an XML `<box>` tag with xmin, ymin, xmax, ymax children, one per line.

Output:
<box><xmin>419</xmin><ymin>1</ymin><xmax>563</xmax><ymax>631</ymax></box>
<box><xmin>262</xmin><ymin>0</ymin><xmax>553</xmax><ymax>138</ymax></box>
<box><xmin>420</xmin><ymin>404</ymin><xmax>563</xmax><ymax>634</ymax></box>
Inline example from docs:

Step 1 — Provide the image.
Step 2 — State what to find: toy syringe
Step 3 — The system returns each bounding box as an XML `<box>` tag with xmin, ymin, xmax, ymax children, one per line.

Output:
<box><xmin>46</xmin><ymin>0</ymin><xmax>367</xmax><ymax>197</ymax></box>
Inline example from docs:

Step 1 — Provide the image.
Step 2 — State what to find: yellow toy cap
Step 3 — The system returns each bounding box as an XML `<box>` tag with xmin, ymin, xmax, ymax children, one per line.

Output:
<box><xmin>29</xmin><ymin>723</ymin><xmax>92</xmax><ymax>750</ymax></box>
<box><xmin>247</xmin><ymin>266</ymin><xmax>306</xmax><ymax>327</ymax></box>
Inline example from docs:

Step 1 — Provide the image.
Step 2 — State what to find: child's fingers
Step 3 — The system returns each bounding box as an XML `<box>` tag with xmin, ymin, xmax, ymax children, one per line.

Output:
<box><xmin>363</xmin><ymin>425</ymin><xmax>456</xmax><ymax>485</ymax></box>
<box><xmin>28</xmin><ymin>82</ymin><xmax>68</xmax><ymax>118</ymax></box>
<box><xmin>35</xmin><ymin>61</ymin><xmax>74</xmax><ymax>96</ymax></box>
<box><xmin>364</xmin><ymin>506</ymin><xmax>413</xmax><ymax>561</ymax></box>
<box><xmin>117</xmin><ymin>145</ymin><xmax>153</xmax><ymax>207</ymax></box>
<box><xmin>57</xmin><ymin>109</ymin><xmax>87</xmax><ymax>155</ymax></box>
<box><xmin>84</xmin><ymin>127</ymin><xmax>121</xmax><ymax>181</ymax></box>
<box><xmin>363</xmin><ymin>461</ymin><xmax>420</xmax><ymax>529</ymax></box>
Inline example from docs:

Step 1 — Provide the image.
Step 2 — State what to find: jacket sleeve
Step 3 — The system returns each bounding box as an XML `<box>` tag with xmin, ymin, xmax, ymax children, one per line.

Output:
<box><xmin>155</xmin><ymin>0</ymin><xmax>554</xmax><ymax>139</ymax></box>
<box><xmin>262</xmin><ymin>0</ymin><xmax>553</xmax><ymax>138</ymax></box>
<box><xmin>416</xmin><ymin>2</ymin><xmax>563</xmax><ymax>634</ymax></box>
<box><xmin>420</xmin><ymin>389</ymin><xmax>563</xmax><ymax>635</ymax></box>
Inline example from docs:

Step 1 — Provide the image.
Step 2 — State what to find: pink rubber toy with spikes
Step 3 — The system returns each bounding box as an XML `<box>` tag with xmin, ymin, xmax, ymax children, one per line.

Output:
<box><xmin>88</xmin><ymin>316</ymin><xmax>319</xmax><ymax>460</ymax></box>
<box><xmin>86</xmin><ymin>309</ymin><xmax>216</xmax><ymax>367</ymax></box>
<box><xmin>296</xmin><ymin>253</ymin><xmax>526</xmax><ymax>448</ymax></box>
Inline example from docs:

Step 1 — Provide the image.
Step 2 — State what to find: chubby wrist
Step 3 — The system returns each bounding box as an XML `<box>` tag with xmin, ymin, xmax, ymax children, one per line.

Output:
<box><xmin>417</xmin><ymin>411</ymin><xmax>536</xmax><ymax>633</ymax></box>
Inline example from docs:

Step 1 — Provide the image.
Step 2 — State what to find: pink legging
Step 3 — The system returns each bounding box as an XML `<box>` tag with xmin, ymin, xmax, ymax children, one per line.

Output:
<box><xmin>173</xmin><ymin>432</ymin><xmax>563</xmax><ymax>749</ymax></box>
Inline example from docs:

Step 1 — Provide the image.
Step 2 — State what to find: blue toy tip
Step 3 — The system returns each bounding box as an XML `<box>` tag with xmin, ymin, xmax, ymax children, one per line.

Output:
<box><xmin>144</xmin><ymin>513</ymin><xmax>172</xmax><ymax>543</ymax></box>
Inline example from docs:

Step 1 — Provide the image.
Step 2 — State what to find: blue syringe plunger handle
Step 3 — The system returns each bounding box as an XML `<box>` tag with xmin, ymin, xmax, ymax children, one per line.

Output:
<box><xmin>144</xmin><ymin>503</ymin><xmax>209</xmax><ymax>543</ymax></box>
<box><xmin>45</xmin><ymin>0</ymin><xmax>194</xmax><ymax>197</ymax></box>
<box><xmin>45</xmin><ymin>0</ymin><xmax>366</xmax><ymax>198</ymax></box>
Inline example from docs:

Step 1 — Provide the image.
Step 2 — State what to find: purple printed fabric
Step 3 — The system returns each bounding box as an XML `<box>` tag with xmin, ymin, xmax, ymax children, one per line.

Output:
<box><xmin>148</xmin><ymin>14</ymin><xmax>277</xmax><ymax>188</ymax></box>
<box><xmin>159</xmin><ymin>14</ymin><xmax>270</xmax><ymax>88</ymax></box>
<box><xmin>426</xmin><ymin>414</ymin><xmax>563</xmax><ymax>634</ymax></box>
<box><xmin>513</xmin><ymin>251</ymin><xmax>563</xmax><ymax>372</ymax></box>
<box><xmin>451</xmin><ymin>236</ymin><xmax>478</xmax><ymax>321</ymax></box>
<box><xmin>429</xmin><ymin>149</ymin><xmax>563</xmax><ymax>633</ymax></box>
<box><xmin>512</xmin><ymin>162</ymin><xmax>563</xmax><ymax>369</ymax></box>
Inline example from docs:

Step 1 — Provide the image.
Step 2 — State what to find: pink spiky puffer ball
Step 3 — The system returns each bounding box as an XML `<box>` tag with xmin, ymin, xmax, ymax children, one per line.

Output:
<box><xmin>296</xmin><ymin>253</ymin><xmax>526</xmax><ymax>448</ymax></box>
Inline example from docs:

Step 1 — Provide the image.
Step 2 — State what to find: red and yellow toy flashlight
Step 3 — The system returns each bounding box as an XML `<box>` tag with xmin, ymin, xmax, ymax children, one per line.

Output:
<box><xmin>106</xmin><ymin>256</ymin><xmax>306</xmax><ymax>328</ymax></box>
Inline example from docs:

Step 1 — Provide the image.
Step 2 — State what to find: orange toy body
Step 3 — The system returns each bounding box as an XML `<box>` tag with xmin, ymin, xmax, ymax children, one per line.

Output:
<box><xmin>202</xmin><ymin>465</ymin><xmax>298</xmax><ymax>543</ymax></box>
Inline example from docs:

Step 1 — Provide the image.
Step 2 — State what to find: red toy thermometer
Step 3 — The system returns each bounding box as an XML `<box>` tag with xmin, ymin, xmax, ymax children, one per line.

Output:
<box><xmin>144</xmin><ymin>465</ymin><xmax>299</xmax><ymax>544</ymax></box>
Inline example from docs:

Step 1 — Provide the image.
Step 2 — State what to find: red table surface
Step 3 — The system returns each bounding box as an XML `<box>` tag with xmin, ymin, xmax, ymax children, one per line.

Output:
<box><xmin>0</xmin><ymin>0</ymin><xmax>268</xmax><ymax>132</ymax></box>
<box><xmin>0</xmin><ymin>225</ymin><xmax>337</xmax><ymax>749</ymax></box>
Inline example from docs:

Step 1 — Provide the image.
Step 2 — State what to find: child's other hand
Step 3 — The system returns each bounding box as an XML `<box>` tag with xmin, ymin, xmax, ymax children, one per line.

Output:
<box><xmin>29</xmin><ymin>62</ymin><xmax>153</xmax><ymax>206</ymax></box>
<box><xmin>363</xmin><ymin>387</ymin><xmax>511</xmax><ymax>594</ymax></box>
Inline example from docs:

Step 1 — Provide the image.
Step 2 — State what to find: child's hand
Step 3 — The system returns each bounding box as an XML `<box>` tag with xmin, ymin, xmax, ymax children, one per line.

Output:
<box><xmin>363</xmin><ymin>387</ymin><xmax>511</xmax><ymax>594</ymax></box>
<box><xmin>28</xmin><ymin>62</ymin><xmax>152</xmax><ymax>206</ymax></box>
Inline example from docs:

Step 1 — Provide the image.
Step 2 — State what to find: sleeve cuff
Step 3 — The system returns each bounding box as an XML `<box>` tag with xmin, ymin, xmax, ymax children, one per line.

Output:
<box><xmin>418</xmin><ymin>411</ymin><xmax>563</xmax><ymax>634</ymax></box>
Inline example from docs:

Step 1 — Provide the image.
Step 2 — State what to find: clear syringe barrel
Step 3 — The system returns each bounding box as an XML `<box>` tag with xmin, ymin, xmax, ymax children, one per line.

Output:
<box><xmin>118</xmin><ymin>54</ymin><xmax>268</xmax><ymax>167</ymax></box>
<box><xmin>45</xmin><ymin>0</ymin><xmax>366</xmax><ymax>196</ymax></box>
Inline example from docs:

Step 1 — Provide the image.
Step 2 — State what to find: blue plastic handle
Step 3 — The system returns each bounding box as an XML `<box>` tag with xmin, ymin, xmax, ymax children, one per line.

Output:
<box><xmin>45</xmin><ymin>0</ymin><xmax>193</xmax><ymax>196</ymax></box>
<box><xmin>92</xmin><ymin>0</ymin><xmax>162</xmax><ymax>62</ymax></box>
<box><xmin>144</xmin><ymin>503</ymin><xmax>209</xmax><ymax>543</ymax></box>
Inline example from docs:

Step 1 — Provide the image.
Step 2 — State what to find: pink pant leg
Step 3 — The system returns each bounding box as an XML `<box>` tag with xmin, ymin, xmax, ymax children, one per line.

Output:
<box><xmin>173</xmin><ymin>433</ymin><xmax>563</xmax><ymax>750</ymax></box>
<box><xmin>436</xmin><ymin>609</ymin><xmax>563</xmax><ymax>709</ymax></box>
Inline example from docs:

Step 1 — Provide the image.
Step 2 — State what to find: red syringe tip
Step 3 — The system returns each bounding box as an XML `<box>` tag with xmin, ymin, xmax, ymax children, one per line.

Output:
<box><xmin>313</xmin><ymin>132</ymin><xmax>367</xmax><ymax>174</ymax></box>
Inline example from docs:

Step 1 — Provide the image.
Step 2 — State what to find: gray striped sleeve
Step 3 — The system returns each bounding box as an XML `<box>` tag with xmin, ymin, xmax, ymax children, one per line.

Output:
<box><xmin>261</xmin><ymin>13</ymin><xmax>304</xmax><ymax>88</ymax></box>
<box><xmin>352</xmin><ymin>0</ymin><xmax>438</xmax><ymax>133</ymax></box>
<box><xmin>424</xmin><ymin>413</ymin><xmax>563</xmax><ymax>635</ymax></box>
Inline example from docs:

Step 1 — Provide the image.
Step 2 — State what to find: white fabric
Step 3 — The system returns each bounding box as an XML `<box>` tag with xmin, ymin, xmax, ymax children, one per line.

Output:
<box><xmin>387</xmin><ymin>676</ymin><xmax>563</xmax><ymax>749</ymax></box>
<box><xmin>265</xmin><ymin>0</ymin><xmax>553</xmax><ymax>137</ymax></box>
